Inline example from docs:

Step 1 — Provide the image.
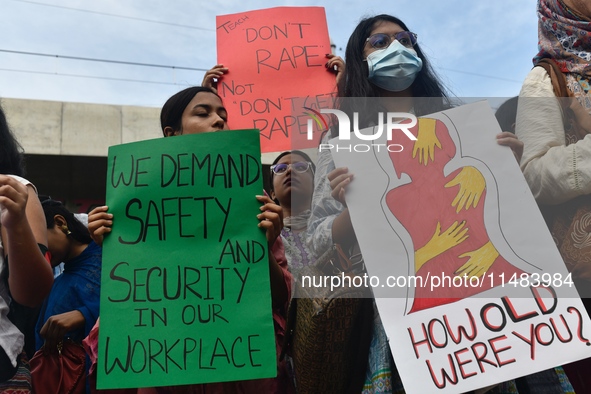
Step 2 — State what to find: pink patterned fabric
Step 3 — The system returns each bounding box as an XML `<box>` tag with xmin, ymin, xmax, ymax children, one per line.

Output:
<box><xmin>0</xmin><ymin>353</ymin><xmax>32</xmax><ymax>393</ymax></box>
<box><xmin>535</xmin><ymin>0</ymin><xmax>591</xmax><ymax>74</ymax></box>
<box><xmin>535</xmin><ymin>0</ymin><xmax>591</xmax><ymax>110</ymax></box>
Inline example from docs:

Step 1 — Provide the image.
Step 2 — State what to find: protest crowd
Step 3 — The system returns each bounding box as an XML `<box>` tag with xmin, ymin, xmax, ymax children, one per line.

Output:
<box><xmin>1</xmin><ymin>0</ymin><xmax>591</xmax><ymax>393</ymax></box>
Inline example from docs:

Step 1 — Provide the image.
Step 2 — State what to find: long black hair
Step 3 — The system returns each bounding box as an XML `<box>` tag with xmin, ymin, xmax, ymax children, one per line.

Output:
<box><xmin>338</xmin><ymin>14</ymin><xmax>453</xmax><ymax>125</ymax></box>
<box><xmin>160</xmin><ymin>86</ymin><xmax>222</xmax><ymax>136</ymax></box>
<box><xmin>42</xmin><ymin>199</ymin><xmax>92</xmax><ymax>245</ymax></box>
<box><xmin>0</xmin><ymin>102</ymin><xmax>25</xmax><ymax>177</ymax></box>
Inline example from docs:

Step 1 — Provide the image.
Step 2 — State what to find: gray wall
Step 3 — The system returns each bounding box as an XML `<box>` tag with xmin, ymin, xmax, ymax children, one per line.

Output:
<box><xmin>3</xmin><ymin>97</ymin><xmax>161</xmax><ymax>157</ymax></box>
<box><xmin>3</xmin><ymin>97</ymin><xmax>161</xmax><ymax>210</ymax></box>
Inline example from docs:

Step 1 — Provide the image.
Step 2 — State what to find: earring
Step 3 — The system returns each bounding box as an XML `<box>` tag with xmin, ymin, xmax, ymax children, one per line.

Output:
<box><xmin>61</xmin><ymin>225</ymin><xmax>72</xmax><ymax>235</ymax></box>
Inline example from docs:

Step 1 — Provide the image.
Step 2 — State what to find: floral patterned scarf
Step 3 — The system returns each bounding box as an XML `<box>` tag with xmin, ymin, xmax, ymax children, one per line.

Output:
<box><xmin>535</xmin><ymin>0</ymin><xmax>591</xmax><ymax>110</ymax></box>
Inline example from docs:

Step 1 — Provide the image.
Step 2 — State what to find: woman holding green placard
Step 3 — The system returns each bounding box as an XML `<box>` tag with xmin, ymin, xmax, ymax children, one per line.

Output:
<box><xmin>86</xmin><ymin>86</ymin><xmax>294</xmax><ymax>393</ymax></box>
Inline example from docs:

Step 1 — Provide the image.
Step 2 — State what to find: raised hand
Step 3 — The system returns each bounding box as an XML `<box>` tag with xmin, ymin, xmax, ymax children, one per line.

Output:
<box><xmin>496</xmin><ymin>132</ymin><xmax>524</xmax><ymax>163</ymax></box>
<box><xmin>325</xmin><ymin>54</ymin><xmax>345</xmax><ymax>91</ymax></box>
<box><xmin>256</xmin><ymin>195</ymin><xmax>283</xmax><ymax>244</ymax></box>
<box><xmin>0</xmin><ymin>175</ymin><xmax>29</xmax><ymax>229</ymax></box>
<box><xmin>88</xmin><ymin>205</ymin><xmax>112</xmax><ymax>247</ymax></box>
<box><xmin>327</xmin><ymin>166</ymin><xmax>353</xmax><ymax>207</ymax></box>
<box><xmin>201</xmin><ymin>64</ymin><xmax>228</xmax><ymax>94</ymax></box>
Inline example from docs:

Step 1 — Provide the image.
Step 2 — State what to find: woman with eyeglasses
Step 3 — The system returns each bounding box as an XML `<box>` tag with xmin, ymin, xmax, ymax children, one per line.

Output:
<box><xmin>35</xmin><ymin>199</ymin><xmax>101</xmax><ymax>393</ymax></box>
<box><xmin>305</xmin><ymin>14</ymin><xmax>544</xmax><ymax>394</ymax></box>
<box><xmin>86</xmin><ymin>86</ymin><xmax>294</xmax><ymax>394</ymax></box>
<box><xmin>309</xmin><ymin>14</ymin><xmax>456</xmax><ymax>269</ymax></box>
<box><xmin>306</xmin><ymin>15</ymin><xmax>454</xmax><ymax>394</ymax></box>
<box><xmin>269</xmin><ymin>151</ymin><xmax>316</xmax><ymax>271</ymax></box>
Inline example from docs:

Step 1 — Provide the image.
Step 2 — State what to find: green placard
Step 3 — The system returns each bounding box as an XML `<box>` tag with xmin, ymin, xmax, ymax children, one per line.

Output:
<box><xmin>97</xmin><ymin>130</ymin><xmax>276</xmax><ymax>389</ymax></box>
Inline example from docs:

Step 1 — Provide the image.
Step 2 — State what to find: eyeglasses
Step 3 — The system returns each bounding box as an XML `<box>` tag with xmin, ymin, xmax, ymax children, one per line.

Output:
<box><xmin>366</xmin><ymin>31</ymin><xmax>417</xmax><ymax>49</ymax></box>
<box><xmin>270</xmin><ymin>161</ymin><xmax>313</xmax><ymax>175</ymax></box>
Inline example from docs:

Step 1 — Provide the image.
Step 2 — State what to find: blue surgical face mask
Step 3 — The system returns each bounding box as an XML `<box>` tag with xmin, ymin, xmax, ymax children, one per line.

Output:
<box><xmin>366</xmin><ymin>40</ymin><xmax>423</xmax><ymax>92</ymax></box>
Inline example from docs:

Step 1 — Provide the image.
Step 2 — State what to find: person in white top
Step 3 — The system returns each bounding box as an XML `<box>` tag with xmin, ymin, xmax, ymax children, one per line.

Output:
<box><xmin>0</xmin><ymin>103</ymin><xmax>53</xmax><ymax>390</ymax></box>
<box><xmin>516</xmin><ymin>0</ymin><xmax>591</xmax><ymax>392</ymax></box>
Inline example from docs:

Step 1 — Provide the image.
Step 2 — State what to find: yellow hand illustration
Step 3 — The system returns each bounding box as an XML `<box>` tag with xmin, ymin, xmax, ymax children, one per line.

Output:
<box><xmin>415</xmin><ymin>221</ymin><xmax>469</xmax><ymax>272</ymax></box>
<box><xmin>412</xmin><ymin>118</ymin><xmax>441</xmax><ymax>165</ymax></box>
<box><xmin>455</xmin><ymin>241</ymin><xmax>499</xmax><ymax>278</ymax></box>
<box><xmin>444</xmin><ymin>166</ymin><xmax>486</xmax><ymax>213</ymax></box>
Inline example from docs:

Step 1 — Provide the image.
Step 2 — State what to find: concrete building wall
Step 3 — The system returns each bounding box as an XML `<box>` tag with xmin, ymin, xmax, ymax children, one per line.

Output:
<box><xmin>3</xmin><ymin>97</ymin><xmax>161</xmax><ymax>156</ymax></box>
<box><xmin>2</xmin><ymin>97</ymin><xmax>162</xmax><ymax>211</ymax></box>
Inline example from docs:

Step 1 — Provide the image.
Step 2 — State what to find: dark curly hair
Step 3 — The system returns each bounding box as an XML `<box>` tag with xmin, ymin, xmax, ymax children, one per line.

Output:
<box><xmin>0</xmin><ymin>102</ymin><xmax>25</xmax><ymax>177</ymax></box>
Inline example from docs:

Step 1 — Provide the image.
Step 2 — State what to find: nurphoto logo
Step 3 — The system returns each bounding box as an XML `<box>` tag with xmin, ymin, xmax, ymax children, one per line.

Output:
<box><xmin>304</xmin><ymin>107</ymin><xmax>418</xmax><ymax>153</ymax></box>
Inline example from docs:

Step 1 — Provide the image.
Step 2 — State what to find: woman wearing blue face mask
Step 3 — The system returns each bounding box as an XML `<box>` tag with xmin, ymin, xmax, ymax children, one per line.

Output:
<box><xmin>330</xmin><ymin>14</ymin><xmax>454</xmax><ymax>121</ymax></box>
<box><xmin>310</xmin><ymin>14</ymin><xmax>526</xmax><ymax>268</ymax></box>
<box><xmin>330</xmin><ymin>14</ymin><xmax>522</xmax><ymax>148</ymax></box>
<box><xmin>365</xmin><ymin>32</ymin><xmax>422</xmax><ymax>92</ymax></box>
<box><xmin>306</xmin><ymin>15</ymin><xmax>453</xmax><ymax>394</ymax></box>
<box><xmin>306</xmin><ymin>14</ymin><xmax>563</xmax><ymax>394</ymax></box>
